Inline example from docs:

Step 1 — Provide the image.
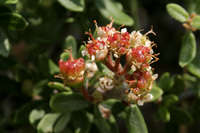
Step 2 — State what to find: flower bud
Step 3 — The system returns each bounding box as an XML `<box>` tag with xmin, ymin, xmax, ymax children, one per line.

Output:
<box><xmin>59</xmin><ymin>57</ymin><xmax>85</xmax><ymax>86</ymax></box>
<box><xmin>86</xmin><ymin>39</ymin><xmax>108</xmax><ymax>61</ymax></box>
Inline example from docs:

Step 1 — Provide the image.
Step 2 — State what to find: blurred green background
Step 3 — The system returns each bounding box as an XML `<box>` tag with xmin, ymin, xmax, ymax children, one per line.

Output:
<box><xmin>0</xmin><ymin>0</ymin><xmax>200</xmax><ymax>133</ymax></box>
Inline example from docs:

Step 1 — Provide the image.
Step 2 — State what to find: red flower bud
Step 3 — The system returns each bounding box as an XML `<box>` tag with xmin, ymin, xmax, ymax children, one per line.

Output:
<box><xmin>131</xmin><ymin>46</ymin><xmax>151</xmax><ymax>63</ymax></box>
<box><xmin>59</xmin><ymin>57</ymin><xmax>85</xmax><ymax>86</ymax></box>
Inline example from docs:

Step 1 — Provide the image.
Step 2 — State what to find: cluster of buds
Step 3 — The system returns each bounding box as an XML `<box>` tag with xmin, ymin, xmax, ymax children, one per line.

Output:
<box><xmin>58</xmin><ymin>53</ymin><xmax>85</xmax><ymax>86</ymax></box>
<box><xmin>58</xmin><ymin>20</ymin><xmax>159</xmax><ymax>106</ymax></box>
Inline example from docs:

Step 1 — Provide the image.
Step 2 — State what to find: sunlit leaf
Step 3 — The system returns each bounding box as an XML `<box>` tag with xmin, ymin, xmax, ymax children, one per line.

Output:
<box><xmin>29</xmin><ymin>109</ymin><xmax>45</xmax><ymax>126</ymax></box>
<box><xmin>58</xmin><ymin>0</ymin><xmax>85</xmax><ymax>12</ymax></box>
<box><xmin>166</xmin><ymin>3</ymin><xmax>189</xmax><ymax>22</ymax></box>
<box><xmin>0</xmin><ymin>0</ymin><xmax>17</xmax><ymax>5</ymax></box>
<box><xmin>95</xmin><ymin>0</ymin><xmax>134</xmax><ymax>26</ymax></box>
<box><xmin>37</xmin><ymin>113</ymin><xmax>61</xmax><ymax>133</ymax></box>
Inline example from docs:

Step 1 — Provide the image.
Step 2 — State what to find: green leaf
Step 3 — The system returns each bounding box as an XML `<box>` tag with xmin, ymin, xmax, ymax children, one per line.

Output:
<box><xmin>94</xmin><ymin>106</ymin><xmax>112</xmax><ymax>133</ymax></box>
<box><xmin>108</xmin><ymin>114</ymin><xmax>119</xmax><ymax>133</ymax></box>
<box><xmin>126</xmin><ymin>105</ymin><xmax>148</xmax><ymax>133</ymax></box>
<box><xmin>63</xmin><ymin>35</ymin><xmax>77</xmax><ymax>58</ymax></box>
<box><xmin>72</xmin><ymin>112</ymin><xmax>93</xmax><ymax>133</ymax></box>
<box><xmin>97</xmin><ymin>62</ymin><xmax>114</xmax><ymax>77</ymax></box>
<box><xmin>186</xmin><ymin>44</ymin><xmax>200</xmax><ymax>78</ymax></box>
<box><xmin>166</xmin><ymin>3</ymin><xmax>189</xmax><ymax>22</ymax></box>
<box><xmin>95</xmin><ymin>0</ymin><xmax>134</xmax><ymax>26</ymax></box>
<box><xmin>157</xmin><ymin>107</ymin><xmax>170</xmax><ymax>122</ymax></box>
<box><xmin>60</xmin><ymin>51</ymin><xmax>70</xmax><ymax>61</ymax></box>
<box><xmin>48</xmin><ymin>59</ymin><xmax>59</xmax><ymax>75</ymax></box>
<box><xmin>179</xmin><ymin>32</ymin><xmax>196</xmax><ymax>67</ymax></box>
<box><xmin>163</xmin><ymin>94</ymin><xmax>179</xmax><ymax>107</ymax></box>
<box><xmin>29</xmin><ymin>109</ymin><xmax>45</xmax><ymax>126</ymax></box>
<box><xmin>0</xmin><ymin>35</ymin><xmax>11</xmax><ymax>57</ymax></box>
<box><xmin>158</xmin><ymin>72</ymin><xmax>174</xmax><ymax>91</ymax></box>
<box><xmin>58</xmin><ymin>0</ymin><xmax>85</xmax><ymax>12</ymax></box>
<box><xmin>14</xmin><ymin>101</ymin><xmax>44</xmax><ymax>125</ymax></box>
<box><xmin>65</xmin><ymin>17</ymin><xmax>75</xmax><ymax>23</ymax></box>
<box><xmin>101</xmin><ymin>99</ymin><xmax>120</xmax><ymax>110</ymax></box>
<box><xmin>191</xmin><ymin>15</ymin><xmax>200</xmax><ymax>29</ymax></box>
<box><xmin>149</xmin><ymin>83</ymin><xmax>163</xmax><ymax>102</ymax></box>
<box><xmin>0</xmin><ymin>0</ymin><xmax>17</xmax><ymax>5</ymax></box>
<box><xmin>54</xmin><ymin>113</ymin><xmax>71</xmax><ymax>133</ymax></box>
<box><xmin>48</xmin><ymin>82</ymin><xmax>72</xmax><ymax>92</ymax></box>
<box><xmin>50</xmin><ymin>92</ymin><xmax>89</xmax><ymax>112</ymax></box>
<box><xmin>37</xmin><ymin>113</ymin><xmax>61</xmax><ymax>133</ymax></box>
<box><xmin>0</xmin><ymin>13</ymin><xmax>28</xmax><ymax>30</ymax></box>
<box><xmin>170</xmin><ymin>75</ymin><xmax>185</xmax><ymax>94</ymax></box>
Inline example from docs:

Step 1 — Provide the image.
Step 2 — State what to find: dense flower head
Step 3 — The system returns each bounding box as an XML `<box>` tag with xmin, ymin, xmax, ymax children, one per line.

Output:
<box><xmin>59</xmin><ymin>20</ymin><xmax>159</xmax><ymax>106</ymax></box>
<box><xmin>59</xmin><ymin>56</ymin><xmax>85</xmax><ymax>85</ymax></box>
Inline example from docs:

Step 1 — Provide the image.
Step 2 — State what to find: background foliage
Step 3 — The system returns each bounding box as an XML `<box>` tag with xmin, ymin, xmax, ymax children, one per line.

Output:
<box><xmin>0</xmin><ymin>0</ymin><xmax>200</xmax><ymax>133</ymax></box>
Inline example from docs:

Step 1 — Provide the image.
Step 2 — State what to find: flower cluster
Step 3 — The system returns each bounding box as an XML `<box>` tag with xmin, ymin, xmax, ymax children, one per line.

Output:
<box><xmin>58</xmin><ymin>20</ymin><xmax>159</xmax><ymax>106</ymax></box>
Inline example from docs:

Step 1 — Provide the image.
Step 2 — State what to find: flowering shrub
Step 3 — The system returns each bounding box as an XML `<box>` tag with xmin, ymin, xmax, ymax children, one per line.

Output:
<box><xmin>58</xmin><ymin>21</ymin><xmax>159</xmax><ymax>106</ymax></box>
<box><xmin>1</xmin><ymin>0</ymin><xmax>200</xmax><ymax>133</ymax></box>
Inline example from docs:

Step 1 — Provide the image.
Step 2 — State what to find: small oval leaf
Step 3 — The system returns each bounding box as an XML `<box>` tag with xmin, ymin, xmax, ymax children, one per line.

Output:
<box><xmin>179</xmin><ymin>32</ymin><xmax>196</xmax><ymax>67</ymax></box>
<box><xmin>58</xmin><ymin>0</ymin><xmax>85</xmax><ymax>12</ymax></box>
<box><xmin>126</xmin><ymin>105</ymin><xmax>148</xmax><ymax>133</ymax></box>
<box><xmin>95</xmin><ymin>0</ymin><xmax>134</xmax><ymax>26</ymax></box>
<box><xmin>0</xmin><ymin>0</ymin><xmax>17</xmax><ymax>5</ymax></box>
<box><xmin>157</xmin><ymin>107</ymin><xmax>170</xmax><ymax>122</ymax></box>
<box><xmin>149</xmin><ymin>83</ymin><xmax>163</xmax><ymax>102</ymax></box>
<box><xmin>29</xmin><ymin>109</ymin><xmax>45</xmax><ymax>126</ymax></box>
<box><xmin>50</xmin><ymin>92</ymin><xmax>89</xmax><ymax>112</ymax></box>
<box><xmin>158</xmin><ymin>72</ymin><xmax>174</xmax><ymax>91</ymax></box>
<box><xmin>166</xmin><ymin>3</ymin><xmax>189</xmax><ymax>22</ymax></box>
<box><xmin>186</xmin><ymin>47</ymin><xmax>200</xmax><ymax>78</ymax></box>
<box><xmin>48</xmin><ymin>82</ymin><xmax>72</xmax><ymax>92</ymax></box>
<box><xmin>37</xmin><ymin>113</ymin><xmax>61</xmax><ymax>133</ymax></box>
<box><xmin>54</xmin><ymin>113</ymin><xmax>71</xmax><ymax>133</ymax></box>
<box><xmin>0</xmin><ymin>35</ymin><xmax>11</xmax><ymax>57</ymax></box>
<box><xmin>63</xmin><ymin>35</ymin><xmax>77</xmax><ymax>58</ymax></box>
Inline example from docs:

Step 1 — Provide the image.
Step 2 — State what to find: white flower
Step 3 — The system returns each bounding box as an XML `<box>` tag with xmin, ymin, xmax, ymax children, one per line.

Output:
<box><xmin>85</xmin><ymin>62</ymin><xmax>98</xmax><ymax>78</ymax></box>
<box><xmin>152</xmin><ymin>74</ymin><xmax>158</xmax><ymax>80</ymax></box>
<box><xmin>137</xmin><ymin>100</ymin><xmax>144</xmax><ymax>106</ymax></box>
<box><xmin>91</xmin><ymin>55</ymin><xmax>95</xmax><ymax>61</ymax></box>
<box><xmin>145</xmin><ymin>40</ymin><xmax>151</xmax><ymax>47</ymax></box>
<box><xmin>97</xmin><ymin>77</ymin><xmax>114</xmax><ymax>93</ymax></box>
<box><xmin>144</xmin><ymin>93</ymin><xmax>153</xmax><ymax>101</ymax></box>
<box><xmin>128</xmin><ymin>92</ymin><xmax>138</xmax><ymax>101</ymax></box>
<box><xmin>81</xmin><ymin>49</ymin><xmax>88</xmax><ymax>56</ymax></box>
<box><xmin>131</xmin><ymin>64</ymin><xmax>136</xmax><ymax>72</ymax></box>
<box><xmin>121</xmin><ymin>28</ymin><xmax>127</xmax><ymax>34</ymax></box>
<box><xmin>130</xmin><ymin>31</ymin><xmax>143</xmax><ymax>47</ymax></box>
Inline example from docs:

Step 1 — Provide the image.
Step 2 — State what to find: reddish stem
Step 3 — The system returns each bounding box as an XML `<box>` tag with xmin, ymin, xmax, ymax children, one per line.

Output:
<box><xmin>81</xmin><ymin>87</ymin><xmax>93</xmax><ymax>102</ymax></box>
<box><xmin>105</xmin><ymin>53</ymin><xmax>115</xmax><ymax>71</ymax></box>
